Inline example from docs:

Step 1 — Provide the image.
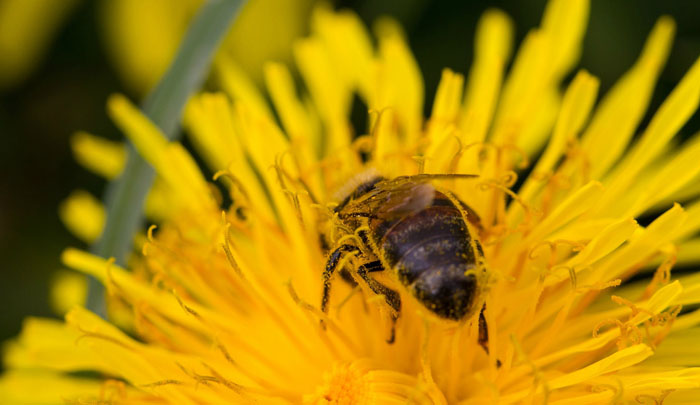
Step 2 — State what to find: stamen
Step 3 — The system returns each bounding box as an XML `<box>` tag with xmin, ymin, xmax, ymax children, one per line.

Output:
<box><xmin>576</xmin><ymin>277</ymin><xmax>621</xmax><ymax>293</ymax></box>
<box><xmin>213</xmin><ymin>169</ymin><xmax>251</xmax><ymax>206</ymax></box>
<box><xmin>413</xmin><ymin>155</ymin><xmax>426</xmax><ymax>174</ymax></box>
<box><xmin>75</xmin><ymin>327</ymin><xmax>134</xmax><ymax>351</ymax></box>
<box><xmin>272</xmin><ymin>154</ymin><xmax>308</xmax><ymax>228</ymax></box>
<box><xmin>281</xmin><ymin>188</ymin><xmax>305</xmax><ymax>229</ymax></box>
<box><xmin>173</xmin><ymin>290</ymin><xmax>202</xmax><ymax>320</ymax></box>
<box><xmin>201</xmin><ymin>363</ymin><xmax>246</xmax><ymax>393</ymax></box>
<box><xmin>351</xmin><ymin>134</ymin><xmax>373</xmax><ymax>154</ymax></box>
<box><xmin>447</xmin><ymin>133</ymin><xmax>465</xmax><ymax>174</ymax></box>
<box><xmin>500</xmin><ymin>170</ymin><xmax>518</xmax><ymax>188</ymax></box>
<box><xmin>99</xmin><ymin>379</ymin><xmax>127</xmax><ymax>401</ymax></box>
<box><xmin>140</xmin><ymin>379</ymin><xmax>185</xmax><ymax>388</ymax></box>
<box><xmin>147</xmin><ymin>224</ymin><xmax>157</xmax><ymax>241</ymax></box>
<box><xmin>589</xmin><ymin>379</ymin><xmax>624</xmax><ymax>405</ymax></box>
<box><xmin>216</xmin><ymin>341</ymin><xmax>238</xmax><ymax>366</ymax></box>
<box><xmin>479</xmin><ymin>178</ymin><xmax>536</xmax><ymax>231</ymax></box>
<box><xmin>592</xmin><ymin>317</ymin><xmax>644</xmax><ymax>350</ymax></box>
<box><xmin>285</xmin><ymin>280</ymin><xmax>360</xmax><ymax>356</ymax></box>
<box><xmin>142</xmin><ymin>224</ymin><xmax>158</xmax><ymax>256</ymax></box>
<box><xmin>221</xmin><ymin>222</ymin><xmax>246</xmax><ymax>280</ymax></box>
<box><xmin>647</xmin><ymin>305</ymin><xmax>682</xmax><ymax>348</ymax></box>
<box><xmin>500</xmin><ymin>143</ymin><xmax>530</xmax><ymax>170</ymax></box>
<box><xmin>635</xmin><ymin>389</ymin><xmax>674</xmax><ymax>405</ymax></box>
<box><xmin>641</xmin><ymin>245</ymin><xmax>677</xmax><ymax>300</ymax></box>
<box><xmin>611</xmin><ymin>295</ymin><xmax>656</xmax><ymax>319</ymax></box>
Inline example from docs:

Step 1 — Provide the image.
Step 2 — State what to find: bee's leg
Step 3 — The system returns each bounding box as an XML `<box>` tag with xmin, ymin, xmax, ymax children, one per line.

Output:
<box><xmin>356</xmin><ymin>229</ymin><xmax>373</xmax><ymax>252</ymax></box>
<box><xmin>357</xmin><ymin>262</ymin><xmax>401</xmax><ymax>344</ymax></box>
<box><xmin>359</xmin><ymin>260</ymin><xmax>384</xmax><ymax>272</ymax></box>
<box><xmin>478</xmin><ymin>304</ymin><xmax>488</xmax><ymax>353</ymax></box>
<box><xmin>478</xmin><ymin>305</ymin><xmax>502</xmax><ymax>367</ymax></box>
<box><xmin>321</xmin><ymin>244</ymin><xmax>361</xmax><ymax>316</ymax></box>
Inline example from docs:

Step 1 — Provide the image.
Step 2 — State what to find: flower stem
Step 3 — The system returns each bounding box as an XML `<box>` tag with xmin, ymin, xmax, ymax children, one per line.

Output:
<box><xmin>87</xmin><ymin>0</ymin><xmax>246</xmax><ymax>316</ymax></box>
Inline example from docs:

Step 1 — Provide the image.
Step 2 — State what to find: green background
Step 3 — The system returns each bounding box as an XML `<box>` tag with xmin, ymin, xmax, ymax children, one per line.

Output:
<box><xmin>0</xmin><ymin>0</ymin><xmax>699</xmax><ymax>362</ymax></box>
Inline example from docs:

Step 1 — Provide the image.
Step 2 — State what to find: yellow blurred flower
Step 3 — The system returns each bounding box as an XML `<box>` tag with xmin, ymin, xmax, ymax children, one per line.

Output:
<box><xmin>0</xmin><ymin>0</ymin><xmax>312</xmax><ymax>93</ymax></box>
<box><xmin>100</xmin><ymin>0</ymin><xmax>314</xmax><ymax>96</ymax></box>
<box><xmin>5</xmin><ymin>0</ymin><xmax>700</xmax><ymax>404</ymax></box>
<box><xmin>0</xmin><ymin>0</ymin><xmax>80</xmax><ymax>89</ymax></box>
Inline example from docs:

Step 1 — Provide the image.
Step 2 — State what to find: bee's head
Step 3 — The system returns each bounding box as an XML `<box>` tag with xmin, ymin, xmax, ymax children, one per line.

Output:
<box><xmin>332</xmin><ymin>168</ymin><xmax>384</xmax><ymax>212</ymax></box>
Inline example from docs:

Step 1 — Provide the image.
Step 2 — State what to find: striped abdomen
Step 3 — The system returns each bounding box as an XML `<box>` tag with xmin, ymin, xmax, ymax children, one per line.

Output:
<box><xmin>370</xmin><ymin>192</ymin><xmax>480</xmax><ymax>320</ymax></box>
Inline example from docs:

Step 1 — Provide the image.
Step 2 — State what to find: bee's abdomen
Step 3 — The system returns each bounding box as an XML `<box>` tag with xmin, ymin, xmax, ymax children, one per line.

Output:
<box><xmin>378</xmin><ymin>205</ymin><xmax>479</xmax><ymax>320</ymax></box>
<box><xmin>380</xmin><ymin>206</ymin><xmax>473</xmax><ymax>267</ymax></box>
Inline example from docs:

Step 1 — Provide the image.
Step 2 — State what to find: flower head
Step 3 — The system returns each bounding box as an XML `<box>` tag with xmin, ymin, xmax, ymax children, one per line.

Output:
<box><xmin>4</xmin><ymin>0</ymin><xmax>700</xmax><ymax>404</ymax></box>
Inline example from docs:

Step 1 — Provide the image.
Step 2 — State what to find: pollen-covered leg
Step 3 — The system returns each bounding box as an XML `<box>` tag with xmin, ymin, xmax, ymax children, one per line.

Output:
<box><xmin>321</xmin><ymin>244</ymin><xmax>362</xmax><ymax>315</ymax></box>
<box><xmin>357</xmin><ymin>261</ymin><xmax>401</xmax><ymax>343</ymax></box>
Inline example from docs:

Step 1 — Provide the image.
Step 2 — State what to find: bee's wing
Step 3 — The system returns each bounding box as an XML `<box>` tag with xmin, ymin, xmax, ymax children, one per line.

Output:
<box><xmin>377</xmin><ymin>182</ymin><xmax>435</xmax><ymax>219</ymax></box>
<box><xmin>339</xmin><ymin>173</ymin><xmax>477</xmax><ymax>219</ymax></box>
<box><xmin>353</xmin><ymin>177</ymin><xmax>435</xmax><ymax>219</ymax></box>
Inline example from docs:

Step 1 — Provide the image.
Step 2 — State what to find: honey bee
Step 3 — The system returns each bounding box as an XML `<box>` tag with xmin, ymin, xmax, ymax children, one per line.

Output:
<box><xmin>321</xmin><ymin>173</ymin><xmax>488</xmax><ymax>343</ymax></box>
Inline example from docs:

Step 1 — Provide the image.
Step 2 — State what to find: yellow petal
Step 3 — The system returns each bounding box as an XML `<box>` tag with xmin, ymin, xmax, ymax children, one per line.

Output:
<box><xmin>107</xmin><ymin>94</ymin><xmax>167</xmax><ymax>167</ymax></box>
<box><xmin>214</xmin><ymin>54</ymin><xmax>272</xmax><ymax>119</ymax></box>
<box><xmin>492</xmin><ymin>0</ymin><xmax>589</xmax><ymax>154</ymax></box>
<box><xmin>58</xmin><ymin>189</ymin><xmax>105</xmax><ymax>243</ymax></box>
<box><xmin>311</xmin><ymin>5</ymin><xmax>374</xmax><ymax>100</ymax></box>
<box><xmin>524</xmin><ymin>181</ymin><xmax>604</xmax><ymax>245</ymax></box>
<box><xmin>49</xmin><ymin>270</ymin><xmax>87</xmax><ymax>316</ymax></box>
<box><xmin>373</xmin><ymin>17</ymin><xmax>424</xmax><ymax>145</ymax></box>
<box><xmin>582</xmin><ymin>204</ymin><xmax>687</xmax><ymax>285</ymax></box>
<box><xmin>424</xmin><ymin>69</ymin><xmax>465</xmax><ymax>173</ymax></box>
<box><xmin>539</xmin><ymin>0</ymin><xmax>590</xmax><ymax>80</ymax></box>
<box><xmin>70</xmin><ymin>131</ymin><xmax>127</xmax><ymax>180</ymax></box>
<box><xmin>460</xmin><ymin>9</ymin><xmax>514</xmax><ymax>145</ymax></box>
<box><xmin>0</xmin><ymin>370</ymin><xmax>105</xmax><ymax>405</ymax></box>
<box><xmin>626</xmin><ymin>133</ymin><xmax>700</xmax><ymax>217</ymax></box>
<box><xmin>511</xmin><ymin>70</ymin><xmax>599</xmax><ymax>219</ymax></box>
<box><xmin>579</xmin><ymin>17</ymin><xmax>675</xmax><ymax>180</ymax></box>
<box><xmin>264</xmin><ymin>62</ymin><xmax>321</xmax><ymax>157</ymax></box>
<box><xmin>548</xmin><ymin>344</ymin><xmax>653</xmax><ymax>390</ymax></box>
<box><xmin>108</xmin><ymin>94</ymin><xmax>213</xmax><ymax>212</ymax></box>
<box><xmin>648</xmin><ymin>329</ymin><xmax>700</xmax><ymax>366</ymax></box>
<box><xmin>184</xmin><ymin>92</ymin><xmax>277</xmax><ymax>220</ymax></box>
<box><xmin>545</xmin><ymin>218</ymin><xmax>638</xmax><ymax>286</ymax></box>
<box><xmin>294</xmin><ymin>37</ymin><xmax>352</xmax><ymax>156</ymax></box>
<box><xmin>4</xmin><ymin>317</ymin><xmax>102</xmax><ymax>372</ymax></box>
<box><xmin>594</xmin><ymin>54</ymin><xmax>700</xmax><ymax>217</ymax></box>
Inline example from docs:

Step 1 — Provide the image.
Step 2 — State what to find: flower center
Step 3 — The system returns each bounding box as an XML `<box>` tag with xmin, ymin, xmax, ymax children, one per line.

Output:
<box><xmin>305</xmin><ymin>362</ymin><xmax>368</xmax><ymax>405</ymax></box>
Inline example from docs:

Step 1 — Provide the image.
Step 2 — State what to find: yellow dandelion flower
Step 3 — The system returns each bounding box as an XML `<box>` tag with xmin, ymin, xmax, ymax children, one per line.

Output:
<box><xmin>5</xmin><ymin>1</ymin><xmax>700</xmax><ymax>404</ymax></box>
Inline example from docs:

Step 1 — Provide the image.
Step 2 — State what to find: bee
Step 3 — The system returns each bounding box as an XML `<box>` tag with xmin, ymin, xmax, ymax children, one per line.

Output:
<box><xmin>321</xmin><ymin>173</ymin><xmax>488</xmax><ymax>343</ymax></box>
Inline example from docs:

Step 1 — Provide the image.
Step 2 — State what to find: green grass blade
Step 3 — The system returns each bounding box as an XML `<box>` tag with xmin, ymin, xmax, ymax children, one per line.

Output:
<box><xmin>87</xmin><ymin>0</ymin><xmax>246</xmax><ymax>315</ymax></box>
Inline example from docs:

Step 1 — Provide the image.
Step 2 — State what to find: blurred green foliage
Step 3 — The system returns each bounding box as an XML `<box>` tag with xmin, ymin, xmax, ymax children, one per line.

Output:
<box><xmin>0</xmin><ymin>0</ymin><xmax>698</xmax><ymax>359</ymax></box>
